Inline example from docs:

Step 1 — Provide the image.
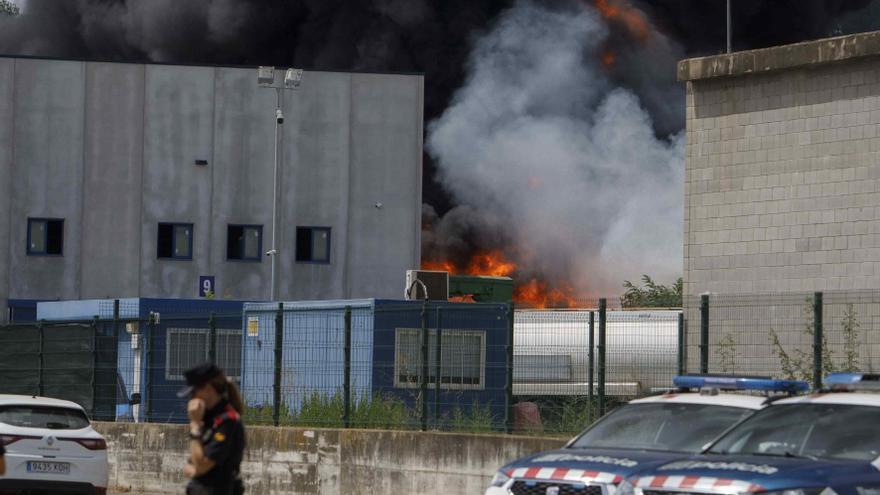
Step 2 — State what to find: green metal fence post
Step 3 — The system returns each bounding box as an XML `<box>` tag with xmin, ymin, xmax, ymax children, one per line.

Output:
<box><xmin>506</xmin><ymin>303</ymin><xmax>515</xmax><ymax>433</ymax></box>
<box><xmin>813</xmin><ymin>292</ymin><xmax>823</xmax><ymax>390</ymax></box>
<box><xmin>678</xmin><ymin>312</ymin><xmax>685</xmax><ymax>376</ymax></box>
<box><xmin>434</xmin><ymin>307</ymin><xmax>442</xmax><ymax>429</ymax></box>
<box><xmin>37</xmin><ymin>320</ymin><xmax>44</xmax><ymax>396</ymax></box>
<box><xmin>91</xmin><ymin>316</ymin><xmax>99</xmax><ymax>418</ymax></box>
<box><xmin>146</xmin><ymin>313</ymin><xmax>156</xmax><ymax>422</ymax></box>
<box><xmin>343</xmin><ymin>306</ymin><xmax>352</xmax><ymax>428</ymax></box>
<box><xmin>598</xmin><ymin>299</ymin><xmax>607</xmax><ymax>418</ymax></box>
<box><xmin>274</xmin><ymin>303</ymin><xmax>283</xmax><ymax>427</ymax></box>
<box><xmin>110</xmin><ymin>299</ymin><xmax>120</xmax><ymax>422</ymax></box>
<box><xmin>420</xmin><ymin>301</ymin><xmax>429</xmax><ymax>431</ymax></box>
<box><xmin>587</xmin><ymin>310</ymin><xmax>595</xmax><ymax>423</ymax></box>
<box><xmin>208</xmin><ymin>312</ymin><xmax>217</xmax><ymax>364</ymax></box>
<box><xmin>700</xmin><ymin>294</ymin><xmax>709</xmax><ymax>374</ymax></box>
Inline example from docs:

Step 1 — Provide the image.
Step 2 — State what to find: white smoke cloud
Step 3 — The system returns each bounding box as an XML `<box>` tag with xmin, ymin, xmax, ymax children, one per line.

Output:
<box><xmin>427</xmin><ymin>0</ymin><xmax>684</xmax><ymax>295</ymax></box>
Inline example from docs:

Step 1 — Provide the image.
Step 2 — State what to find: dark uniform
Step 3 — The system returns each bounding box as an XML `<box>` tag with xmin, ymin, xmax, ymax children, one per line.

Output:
<box><xmin>179</xmin><ymin>363</ymin><xmax>246</xmax><ymax>495</ymax></box>
<box><xmin>187</xmin><ymin>399</ymin><xmax>245</xmax><ymax>495</ymax></box>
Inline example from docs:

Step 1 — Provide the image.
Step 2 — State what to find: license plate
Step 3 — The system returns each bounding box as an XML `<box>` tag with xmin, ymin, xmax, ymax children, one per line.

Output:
<box><xmin>27</xmin><ymin>461</ymin><xmax>70</xmax><ymax>474</ymax></box>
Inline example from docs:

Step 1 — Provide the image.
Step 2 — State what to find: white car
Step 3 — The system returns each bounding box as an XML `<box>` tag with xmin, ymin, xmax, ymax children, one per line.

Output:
<box><xmin>0</xmin><ymin>395</ymin><xmax>108</xmax><ymax>494</ymax></box>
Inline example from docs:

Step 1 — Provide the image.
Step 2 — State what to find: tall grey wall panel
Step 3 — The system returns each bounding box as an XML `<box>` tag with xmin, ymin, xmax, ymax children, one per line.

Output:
<box><xmin>10</xmin><ymin>60</ymin><xmax>85</xmax><ymax>300</ymax></box>
<box><xmin>209</xmin><ymin>67</ymin><xmax>276</xmax><ymax>300</ymax></box>
<box><xmin>0</xmin><ymin>60</ymin><xmax>13</xmax><ymax>320</ymax></box>
<box><xmin>140</xmin><ymin>65</ymin><xmax>215</xmax><ymax>298</ymax></box>
<box><xmin>81</xmin><ymin>63</ymin><xmax>145</xmax><ymax>299</ymax></box>
<box><xmin>347</xmin><ymin>74</ymin><xmax>423</xmax><ymax>298</ymax></box>
<box><xmin>281</xmin><ymin>71</ymin><xmax>352</xmax><ymax>300</ymax></box>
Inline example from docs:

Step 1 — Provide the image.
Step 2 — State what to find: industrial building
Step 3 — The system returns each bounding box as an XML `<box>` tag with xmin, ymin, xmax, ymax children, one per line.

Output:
<box><xmin>0</xmin><ymin>56</ymin><xmax>424</xmax><ymax>320</ymax></box>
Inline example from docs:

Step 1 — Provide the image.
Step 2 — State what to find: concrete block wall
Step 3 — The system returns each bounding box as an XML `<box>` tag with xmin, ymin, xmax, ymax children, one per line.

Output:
<box><xmin>684</xmin><ymin>55</ymin><xmax>880</xmax><ymax>297</ymax></box>
<box><xmin>95</xmin><ymin>422</ymin><xmax>565</xmax><ymax>495</ymax></box>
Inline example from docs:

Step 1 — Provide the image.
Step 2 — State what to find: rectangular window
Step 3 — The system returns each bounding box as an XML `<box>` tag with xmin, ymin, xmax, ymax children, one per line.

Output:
<box><xmin>393</xmin><ymin>329</ymin><xmax>485</xmax><ymax>390</ymax></box>
<box><xmin>296</xmin><ymin>227</ymin><xmax>331</xmax><ymax>263</ymax></box>
<box><xmin>27</xmin><ymin>218</ymin><xmax>64</xmax><ymax>256</ymax></box>
<box><xmin>157</xmin><ymin>223</ymin><xmax>193</xmax><ymax>259</ymax></box>
<box><xmin>226</xmin><ymin>225</ymin><xmax>262</xmax><ymax>261</ymax></box>
<box><xmin>166</xmin><ymin>328</ymin><xmax>242</xmax><ymax>381</ymax></box>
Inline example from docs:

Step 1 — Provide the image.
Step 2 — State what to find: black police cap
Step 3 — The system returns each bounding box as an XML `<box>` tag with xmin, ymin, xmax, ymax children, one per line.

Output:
<box><xmin>177</xmin><ymin>362</ymin><xmax>222</xmax><ymax>398</ymax></box>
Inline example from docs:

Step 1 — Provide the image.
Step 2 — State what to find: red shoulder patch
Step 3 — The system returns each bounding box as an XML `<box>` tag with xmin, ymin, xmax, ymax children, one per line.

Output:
<box><xmin>212</xmin><ymin>404</ymin><xmax>241</xmax><ymax>429</ymax></box>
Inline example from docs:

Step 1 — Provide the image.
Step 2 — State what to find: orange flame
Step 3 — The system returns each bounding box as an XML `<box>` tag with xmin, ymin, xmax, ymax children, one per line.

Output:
<box><xmin>593</xmin><ymin>0</ymin><xmax>650</xmax><ymax>43</ymax></box>
<box><xmin>421</xmin><ymin>259</ymin><xmax>456</xmax><ymax>273</ymax></box>
<box><xmin>465</xmin><ymin>250</ymin><xmax>516</xmax><ymax>277</ymax></box>
<box><xmin>514</xmin><ymin>279</ymin><xmax>583</xmax><ymax>308</ymax></box>
<box><xmin>422</xmin><ymin>252</ymin><xmax>586</xmax><ymax>308</ymax></box>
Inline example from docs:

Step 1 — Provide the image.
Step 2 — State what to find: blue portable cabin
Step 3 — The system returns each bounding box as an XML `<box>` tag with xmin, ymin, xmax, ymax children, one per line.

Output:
<box><xmin>37</xmin><ymin>298</ymin><xmax>245</xmax><ymax>423</ymax></box>
<box><xmin>7</xmin><ymin>298</ymin><xmax>50</xmax><ymax>322</ymax></box>
<box><xmin>241</xmin><ymin>299</ymin><xmax>511</xmax><ymax>429</ymax></box>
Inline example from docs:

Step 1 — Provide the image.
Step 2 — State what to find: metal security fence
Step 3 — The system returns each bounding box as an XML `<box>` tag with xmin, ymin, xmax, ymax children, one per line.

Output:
<box><xmin>685</xmin><ymin>289</ymin><xmax>880</xmax><ymax>389</ymax></box>
<box><xmin>1</xmin><ymin>297</ymin><xmax>688</xmax><ymax>435</ymax></box>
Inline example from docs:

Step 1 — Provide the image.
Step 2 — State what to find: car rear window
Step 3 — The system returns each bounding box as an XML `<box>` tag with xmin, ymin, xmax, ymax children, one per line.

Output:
<box><xmin>0</xmin><ymin>405</ymin><xmax>90</xmax><ymax>430</ymax></box>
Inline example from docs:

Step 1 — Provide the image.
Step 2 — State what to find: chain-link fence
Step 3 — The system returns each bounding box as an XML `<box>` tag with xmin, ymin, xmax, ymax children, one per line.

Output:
<box><xmin>0</xmin><ymin>297</ymin><xmax>692</xmax><ymax>436</ymax></box>
<box><xmin>684</xmin><ymin>289</ymin><xmax>880</xmax><ymax>389</ymax></box>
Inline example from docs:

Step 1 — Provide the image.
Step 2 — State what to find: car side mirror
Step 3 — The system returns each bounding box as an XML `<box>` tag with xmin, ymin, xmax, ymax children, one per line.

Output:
<box><xmin>129</xmin><ymin>393</ymin><xmax>141</xmax><ymax>406</ymax></box>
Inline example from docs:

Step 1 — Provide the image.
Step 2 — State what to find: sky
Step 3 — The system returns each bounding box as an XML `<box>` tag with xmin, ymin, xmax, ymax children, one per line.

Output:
<box><xmin>1</xmin><ymin>0</ymin><xmax>877</xmax><ymax>297</ymax></box>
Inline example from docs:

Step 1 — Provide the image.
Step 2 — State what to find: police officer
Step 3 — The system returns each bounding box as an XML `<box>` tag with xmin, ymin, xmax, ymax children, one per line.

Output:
<box><xmin>178</xmin><ymin>363</ymin><xmax>246</xmax><ymax>495</ymax></box>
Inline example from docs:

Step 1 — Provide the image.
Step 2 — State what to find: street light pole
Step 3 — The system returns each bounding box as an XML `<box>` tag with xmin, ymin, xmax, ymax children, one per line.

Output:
<box><xmin>270</xmin><ymin>87</ymin><xmax>282</xmax><ymax>301</ymax></box>
<box><xmin>726</xmin><ymin>0</ymin><xmax>732</xmax><ymax>53</ymax></box>
<box><xmin>258</xmin><ymin>67</ymin><xmax>303</xmax><ymax>301</ymax></box>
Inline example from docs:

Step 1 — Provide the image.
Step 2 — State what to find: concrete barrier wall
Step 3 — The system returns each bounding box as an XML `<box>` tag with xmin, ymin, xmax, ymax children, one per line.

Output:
<box><xmin>94</xmin><ymin>422</ymin><xmax>566</xmax><ymax>494</ymax></box>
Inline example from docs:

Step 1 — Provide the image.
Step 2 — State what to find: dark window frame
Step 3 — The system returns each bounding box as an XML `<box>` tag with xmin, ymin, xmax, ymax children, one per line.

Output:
<box><xmin>295</xmin><ymin>226</ymin><xmax>332</xmax><ymax>264</ymax></box>
<box><xmin>157</xmin><ymin>222</ymin><xmax>194</xmax><ymax>260</ymax></box>
<box><xmin>26</xmin><ymin>218</ymin><xmax>64</xmax><ymax>256</ymax></box>
<box><xmin>226</xmin><ymin>224</ymin><xmax>263</xmax><ymax>262</ymax></box>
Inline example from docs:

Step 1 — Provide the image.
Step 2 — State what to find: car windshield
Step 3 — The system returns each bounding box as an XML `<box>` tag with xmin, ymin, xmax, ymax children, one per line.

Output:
<box><xmin>568</xmin><ymin>402</ymin><xmax>752</xmax><ymax>453</ymax></box>
<box><xmin>0</xmin><ymin>405</ymin><xmax>90</xmax><ymax>430</ymax></box>
<box><xmin>709</xmin><ymin>403</ymin><xmax>880</xmax><ymax>462</ymax></box>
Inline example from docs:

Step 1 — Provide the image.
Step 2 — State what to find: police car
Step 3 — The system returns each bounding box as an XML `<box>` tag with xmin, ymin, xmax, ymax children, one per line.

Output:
<box><xmin>486</xmin><ymin>376</ymin><xmax>809</xmax><ymax>495</ymax></box>
<box><xmin>620</xmin><ymin>373</ymin><xmax>880</xmax><ymax>495</ymax></box>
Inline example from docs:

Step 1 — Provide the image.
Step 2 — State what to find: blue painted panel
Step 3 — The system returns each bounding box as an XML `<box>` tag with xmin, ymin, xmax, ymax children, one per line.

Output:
<box><xmin>241</xmin><ymin>300</ymin><xmax>374</xmax><ymax>415</ymax></box>
<box><xmin>371</xmin><ymin>301</ymin><xmax>510</xmax><ymax>429</ymax></box>
<box><xmin>140</xmin><ymin>299</ymin><xmax>245</xmax><ymax>423</ymax></box>
<box><xmin>7</xmin><ymin>299</ymin><xmax>47</xmax><ymax>322</ymax></box>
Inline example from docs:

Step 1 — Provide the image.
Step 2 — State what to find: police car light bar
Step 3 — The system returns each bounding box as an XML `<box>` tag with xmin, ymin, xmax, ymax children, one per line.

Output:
<box><xmin>673</xmin><ymin>375</ymin><xmax>810</xmax><ymax>393</ymax></box>
<box><xmin>824</xmin><ymin>373</ymin><xmax>880</xmax><ymax>391</ymax></box>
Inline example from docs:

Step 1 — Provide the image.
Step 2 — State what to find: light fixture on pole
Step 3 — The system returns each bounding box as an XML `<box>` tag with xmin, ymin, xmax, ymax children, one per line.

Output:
<box><xmin>257</xmin><ymin>66</ymin><xmax>303</xmax><ymax>301</ymax></box>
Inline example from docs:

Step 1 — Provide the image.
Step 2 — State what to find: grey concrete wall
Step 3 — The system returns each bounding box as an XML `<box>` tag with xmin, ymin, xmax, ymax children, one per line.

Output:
<box><xmin>10</xmin><ymin>59</ymin><xmax>85</xmax><ymax>301</ymax></box>
<box><xmin>281</xmin><ymin>71</ymin><xmax>352</xmax><ymax>300</ymax></box>
<box><xmin>95</xmin><ymin>422</ymin><xmax>564</xmax><ymax>495</ymax></box>
<box><xmin>81</xmin><ymin>63</ymin><xmax>145</xmax><ymax>299</ymax></box>
<box><xmin>0</xmin><ymin>59</ymin><xmax>12</xmax><ymax>318</ymax></box>
<box><xmin>346</xmin><ymin>73</ymin><xmax>424</xmax><ymax>299</ymax></box>
<box><xmin>679</xmin><ymin>32</ymin><xmax>880</xmax><ymax>374</ymax></box>
<box><xmin>140</xmin><ymin>64</ymin><xmax>215</xmax><ymax>298</ymax></box>
<box><xmin>210</xmin><ymin>68</ymin><xmax>276</xmax><ymax>301</ymax></box>
<box><xmin>0</xmin><ymin>57</ymin><xmax>423</xmax><ymax>309</ymax></box>
<box><xmin>683</xmin><ymin>45</ymin><xmax>880</xmax><ymax>297</ymax></box>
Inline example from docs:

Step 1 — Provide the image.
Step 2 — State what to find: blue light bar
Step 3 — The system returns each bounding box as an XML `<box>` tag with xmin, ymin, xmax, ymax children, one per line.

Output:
<box><xmin>673</xmin><ymin>375</ymin><xmax>810</xmax><ymax>393</ymax></box>
<box><xmin>824</xmin><ymin>373</ymin><xmax>880</xmax><ymax>391</ymax></box>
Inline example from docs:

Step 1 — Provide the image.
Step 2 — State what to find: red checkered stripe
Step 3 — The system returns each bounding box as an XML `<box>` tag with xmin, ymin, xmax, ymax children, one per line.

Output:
<box><xmin>506</xmin><ymin>467</ymin><xmax>623</xmax><ymax>484</ymax></box>
<box><xmin>634</xmin><ymin>475</ymin><xmax>764</xmax><ymax>493</ymax></box>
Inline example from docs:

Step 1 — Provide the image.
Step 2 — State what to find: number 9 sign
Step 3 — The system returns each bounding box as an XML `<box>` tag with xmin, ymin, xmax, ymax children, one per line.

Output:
<box><xmin>199</xmin><ymin>276</ymin><xmax>215</xmax><ymax>298</ymax></box>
